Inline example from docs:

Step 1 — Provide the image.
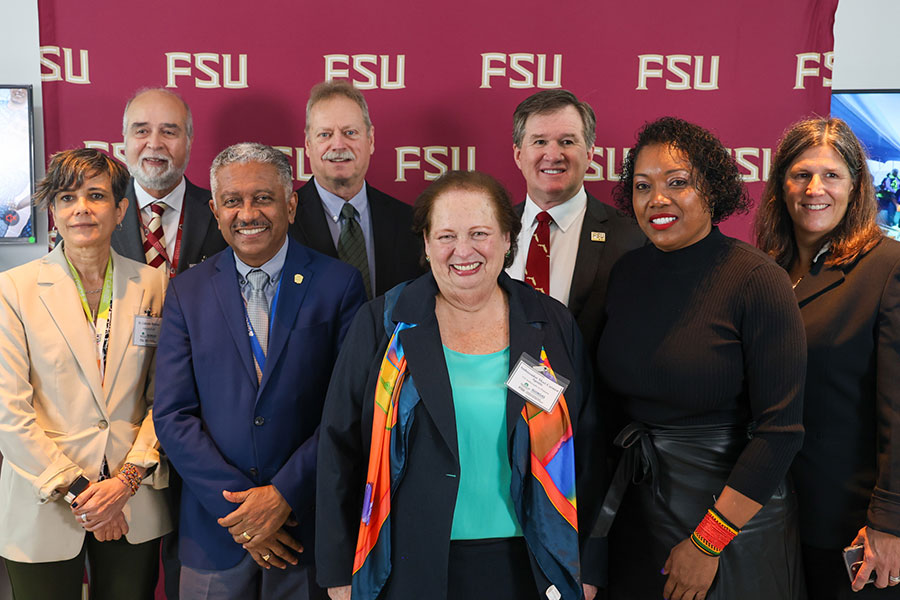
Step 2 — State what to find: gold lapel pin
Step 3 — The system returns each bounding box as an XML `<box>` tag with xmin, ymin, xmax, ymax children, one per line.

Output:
<box><xmin>591</xmin><ymin>231</ymin><xmax>606</xmax><ymax>242</ymax></box>
<box><xmin>294</xmin><ymin>274</ymin><xmax>304</xmax><ymax>285</ymax></box>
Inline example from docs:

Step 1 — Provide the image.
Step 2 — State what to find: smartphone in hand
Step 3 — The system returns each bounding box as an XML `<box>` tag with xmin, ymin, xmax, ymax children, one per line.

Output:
<box><xmin>843</xmin><ymin>544</ymin><xmax>877</xmax><ymax>584</ymax></box>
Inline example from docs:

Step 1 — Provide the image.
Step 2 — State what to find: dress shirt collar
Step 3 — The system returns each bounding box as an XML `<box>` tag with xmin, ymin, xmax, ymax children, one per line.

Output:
<box><xmin>233</xmin><ymin>237</ymin><xmax>289</xmax><ymax>287</ymax></box>
<box><xmin>134</xmin><ymin>176</ymin><xmax>186</xmax><ymax>212</ymax></box>
<box><xmin>315</xmin><ymin>179</ymin><xmax>369</xmax><ymax>224</ymax></box>
<box><xmin>522</xmin><ymin>187</ymin><xmax>587</xmax><ymax>233</ymax></box>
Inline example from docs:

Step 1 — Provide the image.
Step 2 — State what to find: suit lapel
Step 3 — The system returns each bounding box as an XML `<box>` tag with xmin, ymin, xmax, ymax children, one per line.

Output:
<box><xmin>211</xmin><ymin>250</ymin><xmax>257</xmax><ymax>384</ymax></box>
<box><xmin>259</xmin><ymin>241</ymin><xmax>312</xmax><ymax>393</ymax></box>
<box><xmin>400</xmin><ymin>317</ymin><xmax>459</xmax><ymax>461</ymax></box>
<box><xmin>295</xmin><ymin>181</ymin><xmax>339</xmax><ymax>258</ymax></box>
<box><xmin>368</xmin><ymin>185</ymin><xmax>393</xmax><ymax>291</ymax></box>
<box><xmin>178</xmin><ymin>179</ymin><xmax>215</xmax><ymax>272</ymax></box>
<box><xmin>569</xmin><ymin>195</ymin><xmax>608</xmax><ymax>316</ymax></box>
<box><xmin>112</xmin><ymin>180</ymin><xmax>146</xmax><ymax>262</ymax></box>
<box><xmin>102</xmin><ymin>253</ymin><xmax>147</xmax><ymax>404</ymax></box>
<box><xmin>38</xmin><ymin>245</ymin><xmax>106</xmax><ymax>412</ymax></box>
<box><xmin>794</xmin><ymin>262</ymin><xmax>845</xmax><ymax>308</ymax></box>
<box><xmin>505</xmin><ymin>283</ymin><xmax>545</xmax><ymax>444</ymax></box>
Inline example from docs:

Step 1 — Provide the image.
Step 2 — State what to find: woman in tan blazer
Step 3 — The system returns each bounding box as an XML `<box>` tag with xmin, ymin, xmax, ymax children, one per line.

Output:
<box><xmin>0</xmin><ymin>149</ymin><xmax>172</xmax><ymax>600</ymax></box>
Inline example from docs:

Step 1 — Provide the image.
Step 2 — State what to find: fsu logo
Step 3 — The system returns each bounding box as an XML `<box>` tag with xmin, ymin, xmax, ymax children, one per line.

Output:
<box><xmin>396</xmin><ymin>146</ymin><xmax>477</xmax><ymax>182</ymax></box>
<box><xmin>40</xmin><ymin>47</ymin><xmax>90</xmax><ymax>84</ymax></box>
<box><xmin>166</xmin><ymin>53</ymin><xmax>248</xmax><ymax>89</ymax></box>
<box><xmin>637</xmin><ymin>55</ymin><xmax>720</xmax><ymax>91</ymax></box>
<box><xmin>324</xmin><ymin>55</ymin><xmax>406</xmax><ymax>89</ymax></box>
<box><xmin>480</xmin><ymin>53</ymin><xmax>562</xmax><ymax>89</ymax></box>
<box><xmin>794</xmin><ymin>52</ymin><xmax>833</xmax><ymax>89</ymax></box>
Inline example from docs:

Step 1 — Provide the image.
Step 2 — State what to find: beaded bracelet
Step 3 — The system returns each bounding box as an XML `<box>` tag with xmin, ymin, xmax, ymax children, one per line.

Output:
<box><xmin>116</xmin><ymin>462</ymin><xmax>142</xmax><ymax>496</ymax></box>
<box><xmin>690</xmin><ymin>507</ymin><xmax>740</xmax><ymax>557</ymax></box>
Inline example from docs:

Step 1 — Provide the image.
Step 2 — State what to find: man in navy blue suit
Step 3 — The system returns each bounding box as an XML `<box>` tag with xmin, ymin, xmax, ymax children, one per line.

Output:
<box><xmin>153</xmin><ymin>143</ymin><xmax>366</xmax><ymax>599</ymax></box>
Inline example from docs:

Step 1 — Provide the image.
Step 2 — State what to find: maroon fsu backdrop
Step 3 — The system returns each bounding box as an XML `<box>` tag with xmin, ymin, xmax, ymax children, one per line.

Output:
<box><xmin>36</xmin><ymin>0</ymin><xmax>838</xmax><ymax>243</ymax></box>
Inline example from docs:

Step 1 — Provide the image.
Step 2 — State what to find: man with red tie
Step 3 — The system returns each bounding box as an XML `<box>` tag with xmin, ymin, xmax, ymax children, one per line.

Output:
<box><xmin>112</xmin><ymin>88</ymin><xmax>226</xmax><ymax>278</ymax></box>
<box><xmin>506</xmin><ymin>90</ymin><xmax>645</xmax><ymax>354</ymax></box>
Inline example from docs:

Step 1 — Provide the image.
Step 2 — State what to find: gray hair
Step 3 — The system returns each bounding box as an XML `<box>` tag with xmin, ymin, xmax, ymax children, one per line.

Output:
<box><xmin>209</xmin><ymin>143</ymin><xmax>294</xmax><ymax>204</ymax></box>
<box><xmin>305</xmin><ymin>80</ymin><xmax>372</xmax><ymax>135</ymax></box>
<box><xmin>122</xmin><ymin>87</ymin><xmax>194</xmax><ymax>139</ymax></box>
<box><xmin>512</xmin><ymin>89</ymin><xmax>595</xmax><ymax>149</ymax></box>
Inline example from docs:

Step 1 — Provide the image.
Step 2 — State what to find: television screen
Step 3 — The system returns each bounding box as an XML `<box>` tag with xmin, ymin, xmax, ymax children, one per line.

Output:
<box><xmin>0</xmin><ymin>85</ymin><xmax>36</xmax><ymax>243</ymax></box>
<box><xmin>831</xmin><ymin>90</ymin><xmax>900</xmax><ymax>240</ymax></box>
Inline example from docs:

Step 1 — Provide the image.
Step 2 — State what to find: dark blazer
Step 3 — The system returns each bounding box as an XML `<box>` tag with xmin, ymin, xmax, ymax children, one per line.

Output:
<box><xmin>111</xmin><ymin>177</ymin><xmax>227</xmax><ymax>274</ymax></box>
<box><xmin>516</xmin><ymin>193</ymin><xmax>645</xmax><ymax>355</ymax></box>
<box><xmin>153</xmin><ymin>238</ymin><xmax>366</xmax><ymax>570</ymax></box>
<box><xmin>791</xmin><ymin>237</ymin><xmax>900</xmax><ymax>548</ymax></box>
<box><xmin>316</xmin><ymin>272</ymin><xmax>606</xmax><ymax>598</ymax></box>
<box><xmin>287</xmin><ymin>179</ymin><xmax>425</xmax><ymax>296</ymax></box>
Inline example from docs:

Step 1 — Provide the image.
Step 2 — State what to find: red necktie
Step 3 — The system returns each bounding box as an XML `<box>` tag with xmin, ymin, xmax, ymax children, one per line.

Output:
<box><xmin>143</xmin><ymin>202</ymin><xmax>170</xmax><ymax>269</ymax></box>
<box><xmin>524</xmin><ymin>211</ymin><xmax>551</xmax><ymax>295</ymax></box>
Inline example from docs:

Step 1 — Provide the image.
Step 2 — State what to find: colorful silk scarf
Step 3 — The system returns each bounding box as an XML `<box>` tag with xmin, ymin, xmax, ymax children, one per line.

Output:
<box><xmin>353</xmin><ymin>287</ymin><xmax>580</xmax><ymax>599</ymax></box>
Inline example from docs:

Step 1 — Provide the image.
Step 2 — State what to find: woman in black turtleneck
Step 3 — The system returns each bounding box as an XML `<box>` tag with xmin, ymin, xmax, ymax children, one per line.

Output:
<box><xmin>593</xmin><ymin>118</ymin><xmax>808</xmax><ymax>600</ymax></box>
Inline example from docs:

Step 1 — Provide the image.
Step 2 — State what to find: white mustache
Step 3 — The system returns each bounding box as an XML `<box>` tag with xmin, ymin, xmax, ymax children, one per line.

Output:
<box><xmin>140</xmin><ymin>153</ymin><xmax>170</xmax><ymax>163</ymax></box>
<box><xmin>323</xmin><ymin>149</ymin><xmax>356</xmax><ymax>161</ymax></box>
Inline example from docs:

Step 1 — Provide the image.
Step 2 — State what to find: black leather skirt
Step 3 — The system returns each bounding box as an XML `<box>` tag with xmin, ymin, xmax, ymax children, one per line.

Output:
<box><xmin>595</xmin><ymin>422</ymin><xmax>806</xmax><ymax>600</ymax></box>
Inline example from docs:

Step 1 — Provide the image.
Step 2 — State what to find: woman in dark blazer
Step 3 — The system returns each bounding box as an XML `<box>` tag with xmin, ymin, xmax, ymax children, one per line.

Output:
<box><xmin>756</xmin><ymin>117</ymin><xmax>900</xmax><ymax>598</ymax></box>
<box><xmin>316</xmin><ymin>171</ymin><xmax>604</xmax><ymax>600</ymax></box>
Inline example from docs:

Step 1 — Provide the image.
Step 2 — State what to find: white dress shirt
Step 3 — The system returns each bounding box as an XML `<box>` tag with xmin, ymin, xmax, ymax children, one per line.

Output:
<box><xmin>134</xmin><ymin>177</ymin><xmax>187</xmax><ymax>254</ymax></box>
<box><xmin>506</xmin><ymin>187</ymin><xmax>587</xmax><ymax>307</ymax></box>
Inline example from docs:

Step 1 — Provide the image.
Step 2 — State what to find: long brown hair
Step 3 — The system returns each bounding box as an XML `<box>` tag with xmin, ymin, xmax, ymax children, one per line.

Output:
<box><xmin>755</xmin><ymin>117</ymin><xmax>882</xmax><ymax>269</ymax></box>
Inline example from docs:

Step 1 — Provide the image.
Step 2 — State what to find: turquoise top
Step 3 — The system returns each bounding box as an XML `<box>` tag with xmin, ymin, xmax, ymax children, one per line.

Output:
<box><xmin>443</xmin><ymin>345</ymin><xmax>523</xmax><ymax>540</ymax></box>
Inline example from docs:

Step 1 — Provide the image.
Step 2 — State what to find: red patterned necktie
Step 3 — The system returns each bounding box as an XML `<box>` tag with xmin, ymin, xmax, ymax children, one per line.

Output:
<box><xmin>524</xmin><ymin>210</ymin><xmax>551</xmax><ymax>295</ymax></box>
<box><xmin>143</xmin><ymin>201</ymin><xmax>170</xmax><ymax>269</ymax></box>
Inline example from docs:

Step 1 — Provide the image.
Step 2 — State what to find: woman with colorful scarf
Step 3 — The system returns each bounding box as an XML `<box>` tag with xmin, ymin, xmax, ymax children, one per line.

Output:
<box><xmin>316</xmin><ymin>170</ymin><xmax>605</xmax><ymax>600</ymax></box>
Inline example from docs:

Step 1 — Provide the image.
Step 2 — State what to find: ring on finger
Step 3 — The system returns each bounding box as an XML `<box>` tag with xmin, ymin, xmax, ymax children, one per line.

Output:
<box><xmin>80</xmin><ymin>513</ymin><xmax>87</xmax><ymax>523</ymax></box>
<box><xmin>890</xmin><ymin>575</ymin><xmax>900</xmax><ymax>584</ymax></box>
<box><xmin>262</xmin><ymin>553</ymin><xmax>271</xmax><ymax>562</ymax></box>
<box><xmin>241</xmin><ymin>531</ymin><xmax>252</xmax><ymax>542</ymax></box>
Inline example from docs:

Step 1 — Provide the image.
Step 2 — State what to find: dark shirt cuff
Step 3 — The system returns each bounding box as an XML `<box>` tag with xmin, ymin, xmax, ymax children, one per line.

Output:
<box><xmin>867</xmin><ymin>487</ymin><xmax>900</xmax><ymax>537</ymax></box>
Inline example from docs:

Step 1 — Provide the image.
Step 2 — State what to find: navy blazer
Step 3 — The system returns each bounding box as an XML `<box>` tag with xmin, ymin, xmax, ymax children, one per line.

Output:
<box><xmin>112</xmin><ymin>176</ymin><xmax>227</xmax><ymax>273</ymax></box>
<box><xmin>153</xmin><ymin>238</ymin><xmax>366</xmax><ymax>570</ymax></box>
<box><xmin>316</xmin><ymin>272</ymin><xmax>607</xmax><ymax>598</ymax></box>
<box><xmin>791</xmin><ymin>237</ymin><xmax>900</xmax><ymax>547</ymax></box>
<box><xmin>287</xmin><ymin>179</ymin><xmax>425</xmax><ymax>297</ymax></box>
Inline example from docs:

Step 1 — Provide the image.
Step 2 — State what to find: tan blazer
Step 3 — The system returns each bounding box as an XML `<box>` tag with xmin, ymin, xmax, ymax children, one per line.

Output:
<box><xmin>0</xmin><ymin>245</ymin><xmax>173</xmax><ymax>562</ymax></box>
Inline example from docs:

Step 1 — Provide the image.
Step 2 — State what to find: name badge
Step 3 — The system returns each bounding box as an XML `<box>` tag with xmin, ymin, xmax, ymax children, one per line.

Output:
<box><xmin>506</xmin><ymin>352</ymin><xmax>569</xmax><ymax>413</ymax></box>
<box><xmin>133</xmin><ymin>315</ymin><xmax>162</xmax><ymax>347</ymax></box>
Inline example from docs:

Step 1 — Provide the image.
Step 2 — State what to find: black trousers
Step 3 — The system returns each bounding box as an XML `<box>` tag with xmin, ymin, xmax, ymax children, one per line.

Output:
<box><xmin>447</xmin><ymin>537</ymin><xmax>541</xmax><ymax>600</ymax></box>
<box><xmin>4</xmin><ymin>535</ymin><xmax>159</xmax><ymax>600</ymax></box>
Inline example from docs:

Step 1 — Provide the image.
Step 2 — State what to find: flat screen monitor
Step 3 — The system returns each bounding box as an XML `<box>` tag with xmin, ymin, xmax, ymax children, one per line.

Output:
<box><xmin>0</xmin><ymin>85</ymin><xmax>36</xmax><ymax>244</ymax></box>
<box><xmin>831</xmin><ymin>90</ymin><xmax>900</xmax><ymax>239</ymax></box>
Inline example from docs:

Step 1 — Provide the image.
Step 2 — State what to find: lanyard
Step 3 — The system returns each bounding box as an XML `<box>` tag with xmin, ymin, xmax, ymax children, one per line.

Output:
<box><xmin>65</xmin><ymin>253</ymin><xmax>114</xmax><ymax>380</ymax></box>
<box><xmin>139</xmin><ymin>206</ymin><xmax>185</xmax><ymax>278</ymax></box>
<box><xmin>243</xmin><ymin>275</ymin><xmax>283</xmax><ymax>375</ymax></box>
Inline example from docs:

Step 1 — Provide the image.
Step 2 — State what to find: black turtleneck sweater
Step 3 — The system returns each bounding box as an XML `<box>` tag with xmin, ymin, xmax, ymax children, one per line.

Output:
<box><xmin>596</xmin><ymin>228</ymin><xmax>807</xmax><ymax>504</ymax></box>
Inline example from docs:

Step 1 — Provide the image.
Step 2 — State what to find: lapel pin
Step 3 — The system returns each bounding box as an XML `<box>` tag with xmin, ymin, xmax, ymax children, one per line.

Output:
<box><xmin>591</xmin><ymin>231</ymin><xmax>606</xmax><ymax>242</ymax></box>
<box><xmin>294</xmin><ymin>274</ymin><xmax>304</xmax><ymax>285</ymax></box>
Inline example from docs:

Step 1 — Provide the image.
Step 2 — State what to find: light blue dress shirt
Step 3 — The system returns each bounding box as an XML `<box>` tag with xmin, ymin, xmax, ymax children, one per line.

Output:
<box><xmin>315</xmin><ymin>179</ymin><xmax>377</xmax><ymax>293</ymax></box>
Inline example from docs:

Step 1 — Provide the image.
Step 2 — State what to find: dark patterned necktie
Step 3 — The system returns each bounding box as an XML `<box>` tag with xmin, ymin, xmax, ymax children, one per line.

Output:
<box><xmin>524</xmin><ymin>211</ymin><xmax>551</xmax><ymax>295</ymax></box>
<box><xmin>338</xmin><ymin>203</ymin><xmax>372</xmax><ymax>299</ymax></box>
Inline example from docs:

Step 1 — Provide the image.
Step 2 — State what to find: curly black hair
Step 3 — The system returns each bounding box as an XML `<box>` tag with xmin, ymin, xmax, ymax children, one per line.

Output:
<box><xmin>613</xmin><ymin>117</ymin><xmax>751</xmax><ymax>224</ymax></box>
